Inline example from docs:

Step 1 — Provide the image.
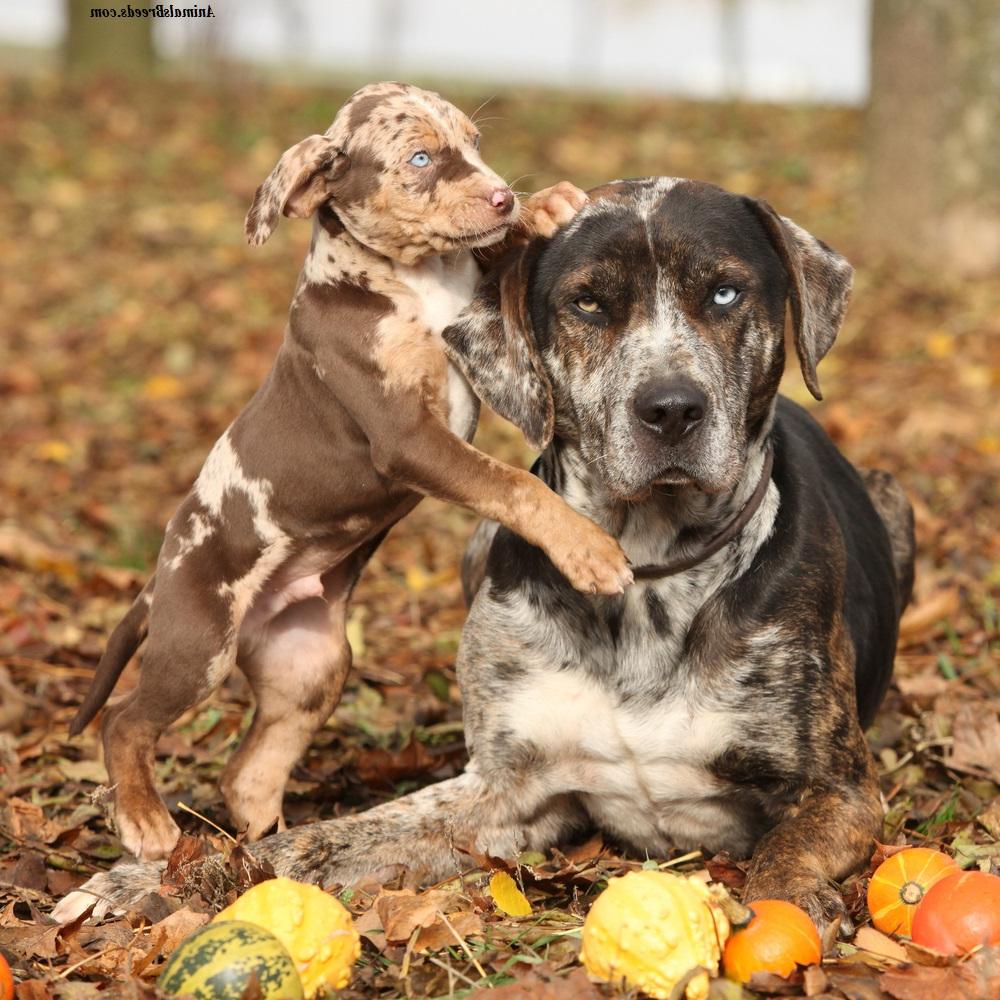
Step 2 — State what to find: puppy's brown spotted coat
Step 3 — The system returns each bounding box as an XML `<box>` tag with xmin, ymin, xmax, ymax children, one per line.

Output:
<box><xmin>68</xmin><ymin>82</ymin><xmax>630</xmax><ymax>864</ymax></box>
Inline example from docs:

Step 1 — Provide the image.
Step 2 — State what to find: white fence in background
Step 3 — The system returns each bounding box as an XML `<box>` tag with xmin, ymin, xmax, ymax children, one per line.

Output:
<box><xmin>0</xmin><ymin>0</ymin><xmax>871</xmax><ymax>105</ymax></box>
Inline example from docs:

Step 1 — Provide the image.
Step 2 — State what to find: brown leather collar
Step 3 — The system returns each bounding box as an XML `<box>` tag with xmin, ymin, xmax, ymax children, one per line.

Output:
<box><xmin>631</xmin><ymin>446</ymin><xmax>775</xmax><ymax>581</ymax></box>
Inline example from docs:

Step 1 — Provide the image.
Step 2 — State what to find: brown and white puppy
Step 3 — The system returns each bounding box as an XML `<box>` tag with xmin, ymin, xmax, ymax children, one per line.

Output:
<box><xmin>54</xmin><ymin>178</ymin><xmax>914</xmax><ymax>929</ymax></box>
<box><xmin>67</xmin><ymin>82</ymin><xmax>631</xmax><ymax>864</ymax></box>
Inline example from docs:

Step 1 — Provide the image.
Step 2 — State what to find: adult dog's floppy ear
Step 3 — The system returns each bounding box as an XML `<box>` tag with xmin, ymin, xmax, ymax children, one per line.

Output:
<box><xmin>747</xmin><ymin>199</ymin><xmax>853</xmax><ymax>400</ymax></box>
<box><xmin>442</xmin><ymin>242</ymin><xmax>554</xmax><ymax>451</ymax></box>
<box><xmin>245</xmin><ymin>134</ymin><xmax>348</xmax><ymax>246</ymax></box>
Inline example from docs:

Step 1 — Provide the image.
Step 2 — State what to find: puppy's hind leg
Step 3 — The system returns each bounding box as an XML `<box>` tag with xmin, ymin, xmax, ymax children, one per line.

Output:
<box><xmin>222</xmin><ymin>578</ymin><xmax>353</xmax><ymax>842</ymax></box>
<box><xmin>102</xmin><ymin>569</ymin><xmax>236</xmax><ymax>861</ymax></box>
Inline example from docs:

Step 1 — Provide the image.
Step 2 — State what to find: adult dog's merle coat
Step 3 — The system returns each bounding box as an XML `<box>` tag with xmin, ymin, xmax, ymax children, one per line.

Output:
<box><xmin>55</xmin><ymin>178</ymin><xmax>914</xmax><ymax>927</ymax></box>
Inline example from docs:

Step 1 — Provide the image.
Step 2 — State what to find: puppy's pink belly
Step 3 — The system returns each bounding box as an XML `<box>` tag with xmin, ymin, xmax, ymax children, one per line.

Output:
<box><xmin>282</xmin><ymin>574</ymin><xmax>326</xmax><ymax>603</ymax></box>
<box><xmin>241</xmin><ymin>572</ymin><xmax>326</xmax><ymax>635</ymax></box>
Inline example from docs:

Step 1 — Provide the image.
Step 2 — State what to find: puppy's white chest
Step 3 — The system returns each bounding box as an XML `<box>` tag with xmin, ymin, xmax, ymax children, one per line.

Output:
<box><xmin>393</xmin><ymin>252</ymin><xmax>480</xmax><ymax>334</ymax></box>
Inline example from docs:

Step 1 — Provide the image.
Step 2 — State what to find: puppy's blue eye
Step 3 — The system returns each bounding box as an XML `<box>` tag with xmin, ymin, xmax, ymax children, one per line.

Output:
<box><xmin>713</xmin><ymin>285</ymin><xmax>740</xmax><ymax>306</ymax></box>
<box><xmin>409</xmin><ymin>151</ymin><xmax>431</xmax><ymax>167</ymax></box>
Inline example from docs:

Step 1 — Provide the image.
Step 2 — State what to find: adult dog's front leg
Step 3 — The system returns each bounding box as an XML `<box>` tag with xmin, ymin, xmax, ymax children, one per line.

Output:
<box><xmin>53</xmin><ymin>771</ymin><xmax>580</xmax><ymax>922</ymax></box>
<box><xmin>742</xmin><ymin>775</ymin><xmax>883</xmax><ymax>928</ymax></box>
<box><xmin>256</xmin><ymin>770</ymin><xmax>579</xmax><ymax>887</ymax></box>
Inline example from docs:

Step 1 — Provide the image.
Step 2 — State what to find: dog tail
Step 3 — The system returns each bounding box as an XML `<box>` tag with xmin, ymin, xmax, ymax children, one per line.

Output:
<box><xmin>860</xmin><ymin>469</ymin><xmax>916</xmax><ymax>614</ymax></box>
<box><xmin>69</xmin><ymin>575</ymin><xmax>155</xmax><ymax>736</ymax></box>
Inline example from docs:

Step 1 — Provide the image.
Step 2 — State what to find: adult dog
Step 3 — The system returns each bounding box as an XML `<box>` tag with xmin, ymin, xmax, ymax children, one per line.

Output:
<box><xmin>55</xmin><ymin>177</ymin><xmax>913</xmax><ymax>926</ymax></box>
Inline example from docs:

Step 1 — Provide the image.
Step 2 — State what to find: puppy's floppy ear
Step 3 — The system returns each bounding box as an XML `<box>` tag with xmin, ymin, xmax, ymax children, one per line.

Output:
<box><xmin>747</xmin><ymin>199</ymin><xmax>853</xmax><ymax>400</ymax></box>
<box><xmin>245</xmin><ymin>135</ymin><xmax>349</xmax><ymax>246</ymax></box>
<box><xmin>443</xmin><ymin>243</ymin><xmax>555</xmax><ymax>451</ymax></box>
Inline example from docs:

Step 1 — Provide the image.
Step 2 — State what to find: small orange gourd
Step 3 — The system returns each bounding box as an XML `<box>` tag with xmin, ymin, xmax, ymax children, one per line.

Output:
<box><xmin>866</xmin><ymin>847</ymin><xmax>959</xmax><ymax>936</ymax></box>
<box><xmin>0</xmin><ymin>953</ymin><xmax>13</xmax><ymax>1000</ymax></box>
<box><xmin>722</xmin><ymin>899</ymin><xmax>821</xmax><ymax>982</ymax></box>
<box><xmin>911</xmin><ymin>870</ymin><xmax>1000</xmax><ymax>955</ymax></box>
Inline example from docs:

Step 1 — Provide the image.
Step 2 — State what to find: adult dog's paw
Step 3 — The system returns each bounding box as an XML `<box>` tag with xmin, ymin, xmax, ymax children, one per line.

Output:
<box><xmin>50</xmin><ymin>859</ymin><xmax>167</xmax><ymax>924</ymax></box>
<box><xmin>523</xmin><ymin>181</ymin><xmax>588</xmax><ymax>238</ymax></box>
<box><xmin>744</xmin><ymin>870</ymin><xmax>850</xmax><ymax>941</ymax></box>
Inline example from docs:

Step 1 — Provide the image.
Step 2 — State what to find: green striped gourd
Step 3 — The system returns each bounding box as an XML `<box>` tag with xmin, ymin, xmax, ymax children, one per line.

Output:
<box><xmin>158</xmin><ymin>920</ymin><xmax>304</xmax><ymax>999</ymax></box>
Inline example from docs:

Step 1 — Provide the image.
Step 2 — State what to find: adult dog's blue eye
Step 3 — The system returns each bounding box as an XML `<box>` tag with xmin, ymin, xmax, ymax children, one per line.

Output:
<box><xmin>713</xmin><ymin>285</ymin><xmax>740</xmax><ymax>306</ymax></box>
<box><xmin>409</xmin><ymin>151</ymin><xmax>431</xmax><ymax>167</ymax></box>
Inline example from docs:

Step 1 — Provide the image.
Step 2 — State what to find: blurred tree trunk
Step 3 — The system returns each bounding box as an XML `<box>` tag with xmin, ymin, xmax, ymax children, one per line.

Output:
<box><xmin>64</xmin><ymin>0</ymin><xmax>156</xmax><ymax>78</ymax></box>
<box><xmin>864</xmin><ymin>0</ymin><xmax>1000</xmax><ymax>275</ymax></box>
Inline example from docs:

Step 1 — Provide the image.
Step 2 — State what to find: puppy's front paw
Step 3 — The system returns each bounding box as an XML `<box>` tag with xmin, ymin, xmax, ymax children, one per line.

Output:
<box><xmin>547</xmin><ymin>516</ymin><xmax>633</xmax><ymax>595</ymax></box>
<box><xmin>524</xmin><ymin>181</ymin><xmax>588</xmax><ymax>239</ymax></box>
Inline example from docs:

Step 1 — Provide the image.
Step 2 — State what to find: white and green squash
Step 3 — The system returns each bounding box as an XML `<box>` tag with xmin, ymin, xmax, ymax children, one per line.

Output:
<box><xmin>158</xmin><ymin>920</ymin><xmax>304</xmax><ymax>999</ymax></box>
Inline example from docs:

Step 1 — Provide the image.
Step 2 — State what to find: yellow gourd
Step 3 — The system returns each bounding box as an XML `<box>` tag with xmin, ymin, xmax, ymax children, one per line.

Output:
<box><xmin>580</xmin><ymin>870</ymin><xmax>731</xmax><ymax>1000</ymax></box>
<box><xmin>214</xmin><ymin>877</ymin><xmax>359</xmax><ymax>997</ymax></box>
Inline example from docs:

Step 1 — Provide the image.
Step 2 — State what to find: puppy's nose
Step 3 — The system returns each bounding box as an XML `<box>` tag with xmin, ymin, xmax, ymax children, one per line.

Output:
<box><xmin>490</xmin><ymin>187</ymin><xmax>515</xmax><ymax>215</ymax></box>
<box><xmin>633</xmin><ymin>378</ymin><xmax>708</xmax><ymax>446</ymax></box>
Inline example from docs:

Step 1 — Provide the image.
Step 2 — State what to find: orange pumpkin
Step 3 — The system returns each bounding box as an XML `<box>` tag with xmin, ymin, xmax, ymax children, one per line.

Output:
<box><xmin>722</xmin><ymin>899</ymin><xmax>822</xmax><ymax>982</ymax></box>
<box><xmin>0</xmin><ymin>953</ymin><xmax>13</xmax><ymax>1000</ymax></box>
<box><xmin>867</xmin><ymin>847</ymin><xmax>959</xmax><ymax>936</ymax></box>
<box><xmin>911</xmin><ymin>870</ymin><xmax>1000</xmax><ymax>955</ymax></box>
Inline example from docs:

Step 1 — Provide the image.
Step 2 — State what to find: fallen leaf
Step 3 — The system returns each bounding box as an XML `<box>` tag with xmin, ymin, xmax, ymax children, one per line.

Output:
<box><xmin>137</xmin><ymin>906</ymin><xmax>209</xmax><ymax>973</ymax></box>
<box><xmin>803</xmin><ymin>964</ymin><xmax>829</xmax><ymax>995</ymax></box>
<box><xmin>825</xmin><ymin>962</ymin><xmax>893</xmax><ymax>999</ymax></box>
<box><xmin>373</xmin><ymin>887</ymin><xmax>482</xmax><ymax>952</ymax></box>
<box><xmin>34</xmin><ymin>441</ymin><xmax>72</xmax><ymax>464</ymax></box>
<box><xmin>345</xmin><ymin>607</ymin><xmax>366</xmax><ymax>656</ymax></box>
<box><xmin>855</xmin><ymin>924</ymin><xmax>908</xmax><ymax>963</ymax></box>
<box><xmin>950</xmin><ymin>704</ymin><xmax>1000</xmax><ymax>782</ymax></box>
<box><xmin>57</xmin><ymin>759</ymin><xmax>108</xmax><ymax>784</ymax></box>
<box><xmin>353</xmin><ymin>736</ymin><xmax>437</xmax><ymax>788</ymax></box>
<box><xmin>404</xmin><ymin>565</ymin><xmax>457</xmax><ymax>593</ymax></box>
<box><xmin>978</xmin><ymin>799</ymin><xmax>1000</xmax><ymax>840</ymax></box>
<box><xmin>489</xmin><ymin>965</ymin><xmax>603</xmax><ymax>999</ymax></box>
<box><xmin>898</xmin><ymin>588</ymin><xmax>961</xmax><ymax>642</ymax></box>
<box><xmin>881</xmin><ymin>946</ymin><xmax>1000</xmax><ymax>999</ymax></box>
<box><xmin>0</xmin><ymin>922</ymin><xmax>63</xmax><ymax>961</ymax></box>
<box><xmin>375</xmin><ymin>888</ymin><xmax>460</xmax><ymax>942</ymax></box>
<box><xmin>13</xmin><ymin>982</ymin><xmax>56</xmax><ymax>1000</ymax></box>
<box><xmin>489</xmin><ymin>871</ymin><xmax>532</xmax><ymax>917</ymax></box>
<box><xmin>706</xmin><ymin>851</ymin><xmax>749</xmax><ymax>889</ymax></box>
<box><xmin>412</xmin><ymin>909</ymin><xmax>482</xmax><ymax>951</ymax></box>
<box><xmin>871</xmin><ymin>840</ymin><xmax>914</xmax><ymax>869</ymax></box>
<box><xmin>141</xmin><ymin>375</ymin><xmax>184</xmax><ymax>400</ymax></box>
<box><xmin>0</xmin><ymin>525</ymin><xmax>78</xmax><ymax>580</ymax></box>
<box><xmin>1</xmin><ymin>853</ymin><xmax>48</xmax><ymax>893</ymax></box>
<box><xmin>1</xmin><ymin>798</ymin><xmax>67</xmax><ymax>844</ymax></box>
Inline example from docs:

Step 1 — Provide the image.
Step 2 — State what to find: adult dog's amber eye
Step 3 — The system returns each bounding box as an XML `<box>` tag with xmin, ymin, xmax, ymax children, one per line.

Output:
<box><xmin>574</xmin><ymin>296</ymin><xmax>601</xmax><ymax>314</ymax></box>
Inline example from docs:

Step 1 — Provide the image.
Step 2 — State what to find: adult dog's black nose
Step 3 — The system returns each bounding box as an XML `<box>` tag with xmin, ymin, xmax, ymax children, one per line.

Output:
<box><xmin>633</xmin><ymin>378</ymin><xmax>708</xmax><ymax>445</ymax></box>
